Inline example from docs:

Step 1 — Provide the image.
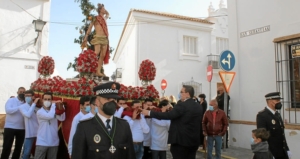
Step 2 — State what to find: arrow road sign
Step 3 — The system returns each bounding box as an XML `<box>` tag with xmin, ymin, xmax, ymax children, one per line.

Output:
<box><xmin>219</xmin><ymin>50</ymin><xmax>235</xmax><ymax>71</ymax></box>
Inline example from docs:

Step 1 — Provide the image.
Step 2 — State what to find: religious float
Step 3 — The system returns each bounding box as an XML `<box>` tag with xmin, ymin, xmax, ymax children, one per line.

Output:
<box><xmin>30</xmin><ymin>51</ymin><xmax>160</xmax><ymax>158</ymax></box>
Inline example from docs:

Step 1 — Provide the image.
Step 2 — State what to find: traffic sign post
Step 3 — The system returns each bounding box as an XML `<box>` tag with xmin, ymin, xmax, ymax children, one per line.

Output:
<box><xmin>218</xmin><ymin>50</ymin><xmax>236</xmax><ymax>151</ymax></box>
<box><xmin>161</xmin><ymin>79</ymin><xmax>167</xmax><ymax>97</ymax></box>
<box><xmin>207</xmin><ymin>65</ymin><xmax>213</xmax><ymax>101</ymax></box>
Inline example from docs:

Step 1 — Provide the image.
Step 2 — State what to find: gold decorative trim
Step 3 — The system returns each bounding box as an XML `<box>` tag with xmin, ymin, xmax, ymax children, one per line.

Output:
<box><xmin>273</xmin><ymin>33</ymin><xmax>300</xmax><ymax>43</ymax></box>
<box><xmin>229</xmin><ymin>120</ymin><xmax>300</xmax><ymax>130</ymax></box>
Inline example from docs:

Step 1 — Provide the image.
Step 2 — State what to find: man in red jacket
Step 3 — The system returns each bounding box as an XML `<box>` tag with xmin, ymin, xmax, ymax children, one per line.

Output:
<box><xmin>202</xmin><ymin>99</ymin><xmax>228</xmax><ymax>159</ymax></box>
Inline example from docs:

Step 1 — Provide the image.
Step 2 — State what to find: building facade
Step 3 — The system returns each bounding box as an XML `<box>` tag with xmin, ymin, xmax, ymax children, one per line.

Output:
<box><xmin>228</xmin><ymin>0</ymin><xmax>300</xmax><ymax>155</ymax></box>
<box><xmin>0</xmin><ymin>0</ymin><xmax>51</xmax><ymax>124</ymax></box>
<box><xmin>113</xmin><ymin>2</ymin><xmax>228</xmax><ymax>100</ymax></box>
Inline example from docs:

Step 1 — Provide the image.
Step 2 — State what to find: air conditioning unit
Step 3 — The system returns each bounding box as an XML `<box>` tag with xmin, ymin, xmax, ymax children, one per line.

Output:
<box><xmin>208</xmin><ymin>60</ymin><xmax>219</xmax><ymax>69</ymax></box>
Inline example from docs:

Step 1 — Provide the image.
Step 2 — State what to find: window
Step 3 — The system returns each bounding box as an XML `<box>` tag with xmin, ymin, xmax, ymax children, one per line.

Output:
<box><xmin>183</xmin><ymin>36</ymin><xmax>197</xmax><ymax>55</ymax></box>
<box><xmin>275</xmin><ymin>38</ymin><xmax>300</xmax><ymax>124</ymax></box>
<box><xmin>216</xmin><ymin>37</ymin><xmax>229</xmax><ymax>54</ymax></box>
<box><xmin>182</xmin><ymin>78</ymin><xmax>202</xmax><ymax>97</ymax></box>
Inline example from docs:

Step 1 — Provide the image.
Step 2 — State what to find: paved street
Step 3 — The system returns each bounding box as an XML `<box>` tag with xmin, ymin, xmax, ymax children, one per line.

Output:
<box><xmin>0</xmin><ymin>129</ymin><xmax>253</xmax><ymax>159</ymax></box>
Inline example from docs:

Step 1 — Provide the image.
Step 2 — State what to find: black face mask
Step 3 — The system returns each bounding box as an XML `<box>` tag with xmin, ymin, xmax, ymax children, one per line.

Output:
<box><xmin>275</xmin><ymin>102</ymin><xmax>282</xmax><ymax>110</ymax></box>
<box><xmin>18</xmin><ymin>93</ymin><xmax>25</xmax><ymax>101</ymax></box>
<box><xmin>217</xmin><ymin>91</ymin><xmax>220</xmax><ymax>95</ymax></box>
<box><xmin>102</xmin><ymin>101</ymin><xmax>117</xmax><ymax>116</ymax></box>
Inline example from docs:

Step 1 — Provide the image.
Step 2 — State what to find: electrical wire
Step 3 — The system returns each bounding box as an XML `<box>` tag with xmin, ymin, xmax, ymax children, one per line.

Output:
<box><xmin>10</xmin><ymin>0</ymin><xmax>38</xmax><ymax>19</ymax></box>
<box><xmin>10</xmin><ymin>0</ymin><xmax>227</xmax><ymax>27</ymax></box>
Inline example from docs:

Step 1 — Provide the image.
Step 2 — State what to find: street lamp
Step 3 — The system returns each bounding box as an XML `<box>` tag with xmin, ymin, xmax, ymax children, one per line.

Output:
<box><xmin>32</xmin><ymin>19</ymin><xmax>46</xmax><ymax>45</ymax></box>
<box><xmin>32</xmin><ymin>19</ymin><xmax>46</xmax><ymax>32</ymax></box>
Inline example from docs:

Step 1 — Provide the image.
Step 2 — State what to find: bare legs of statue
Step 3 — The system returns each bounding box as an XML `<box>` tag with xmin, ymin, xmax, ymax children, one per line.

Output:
<box><xmin>94</xmin><ymin>44</ymin><xmax>107</xmax><ymax>77</ymax></box>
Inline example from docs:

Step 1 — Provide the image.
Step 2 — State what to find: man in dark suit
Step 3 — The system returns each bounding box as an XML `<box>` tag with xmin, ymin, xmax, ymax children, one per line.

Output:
<box><xmin>256</xmin><ymin>92</ymin><xmax>291</xmax><ymax>159</ymax></box>
<box><xmin>142</xmin><ymin>85</ymin><xmax>203</xmax><ymax>159</ymax></box>
<box><xmin>72</xmin><ymin>82</ymin><xmax>136</xmax><ymax>159</ymax></box>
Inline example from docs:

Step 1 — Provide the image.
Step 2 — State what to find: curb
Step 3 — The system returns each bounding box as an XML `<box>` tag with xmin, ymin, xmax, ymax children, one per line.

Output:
<box><xmin>197</xmin><ymin>149</ymin><xmax>237</xmax><ymax>159</ymax></box>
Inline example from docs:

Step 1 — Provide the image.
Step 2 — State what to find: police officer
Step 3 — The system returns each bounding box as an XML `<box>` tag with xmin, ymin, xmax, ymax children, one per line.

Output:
<box><xmin>72</xmin><ymin>82</ymin><xmax>136</xmax><ymax>159</ymax></box>
<box><xmin>256</xmin><ymin>92</ymin><xmax>292</xmax><ymax>159</ymax></box>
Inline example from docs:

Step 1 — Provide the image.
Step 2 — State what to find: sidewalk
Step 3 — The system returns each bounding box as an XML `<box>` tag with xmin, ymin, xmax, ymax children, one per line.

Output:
<box><xmin>166</xmin><ymin>146</ymin><xmax>253</xmax><ymax>159</ymax></box>
<box><xmin>0</xmin><ymin>129</ymin><xmax>253</xmax><ymax>159</ymax></box>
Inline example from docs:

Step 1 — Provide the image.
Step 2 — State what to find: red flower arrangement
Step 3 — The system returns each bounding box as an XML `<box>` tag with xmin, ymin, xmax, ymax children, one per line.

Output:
<box><xmin>38</xmin><ymin>56</ymin><xmax>55</xmax><ymax>77</ymax></box>
<box><xmin>138</xmin><ymin>59</ymin><xmax>156</xmax><ymax>81</ymax></box>
<box><xmin>76</xmin><ymin>77</ymin><xmax>97</xmax><ymax>96</ymax></box>
<box><xmin>118</xmin><ymin>84</ymin><xmax>159</xmax><ymax>100</ymax></box>
<box><xmin>51</xmin><ymin>76</ymin><xmax>65</xmax><ymax>95</ymax></box>
<box><xmin>76</xmin><ymin>49</ymin><xmax>98</xmax><ymax>74</ymax></box>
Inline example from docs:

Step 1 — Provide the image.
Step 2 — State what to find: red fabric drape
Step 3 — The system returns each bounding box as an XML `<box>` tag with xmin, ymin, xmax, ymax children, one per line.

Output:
<box><xmin>61</xmin><ymin>98</ymin><xmax>80</xmax><ymax>144</ymax></box>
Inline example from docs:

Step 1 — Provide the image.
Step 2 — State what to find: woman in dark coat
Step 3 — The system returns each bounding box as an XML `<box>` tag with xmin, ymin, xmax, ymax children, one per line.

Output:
<box><xmin>198</xmin><ymin>94</ymin><xmax>207</xmax><ymax>148</ymax></box>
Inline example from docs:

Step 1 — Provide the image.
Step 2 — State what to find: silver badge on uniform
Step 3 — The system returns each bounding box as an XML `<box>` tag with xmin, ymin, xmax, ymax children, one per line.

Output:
<box><xmin>94</xmin><ymin>134</ymin><xmax>101</xmax><ymax>143</ymax></box>
<box><xmin>272</xmin><ymin>119</ymin><xmax>276</xmax><ymax>125</ymax></box>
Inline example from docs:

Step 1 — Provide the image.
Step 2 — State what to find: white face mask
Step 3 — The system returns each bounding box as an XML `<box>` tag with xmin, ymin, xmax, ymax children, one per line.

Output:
<box><xmin>43</xmin><ymin>101</ymin><xmax>51</xmax><ymax>107</ymax></box>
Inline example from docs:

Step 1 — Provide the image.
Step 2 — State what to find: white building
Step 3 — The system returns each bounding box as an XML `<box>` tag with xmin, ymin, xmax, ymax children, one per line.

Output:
<box><xmin>113</xmin><ymin>1</ymin><xmax>228</xmax><ymax>100</ymax></box>
<box><xmin>0</xmin><ymin>0</ymin><xmax>51</xmax><ymax>115</ymax></box>
<box><xmin>228</xmin><ymin>0</ymin><xmax>300</xmax><ymax>156</ymax></box>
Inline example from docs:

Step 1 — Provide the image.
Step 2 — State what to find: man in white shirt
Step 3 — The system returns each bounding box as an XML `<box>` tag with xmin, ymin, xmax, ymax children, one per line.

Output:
<box><xmin>68</xmin><ymin>96</ymin><xmax>91</xmax><ymax>158</ymax></box>
<box><xmin>1</xmin><ymin>87</ymin><xmax>26</xmax><ymax>159</ymax></box>
<box><xmin>143</xmin><ymin>98</ymin><xmax>154</xmax><ymax>159</ymax></box>
<box><xmin>123</xmin><ymin>100</ymin><xmax>150</xmax><ymax>159</ymax></box>
<box><xmin>150</xmin><ymin>100</ymin><xmax>171</xmax><ymax>159</ymax></box>
<box><xmin>34</xmin><ymin>92</ymin><xmax>65</xmax><ymax>159</ymax></box>
<box><xmin>114</xmin><ymin>97</ymin><xmax>128</xmax><ymax>118</ymax></box>
<box><xmin>19</xmin><ymin>90</ymin><xmax>40</xmax><ymax>159</ymax></box>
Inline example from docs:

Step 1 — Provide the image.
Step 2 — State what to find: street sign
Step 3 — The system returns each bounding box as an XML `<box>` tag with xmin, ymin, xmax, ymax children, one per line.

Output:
<box><xmin>219</xmin><ymin>50</ymin><xmax>235</xmax><ymax>71</ymax></box>
<box><xmin>161</xmin><ymin>79</ymin><xmax>167</xmax><ymax>90</ymax></box>
<box><xmin>219</xmin><ymin>71</ymin><xmax>236</xmax><ymax>93</ymax></box>
<box><xmin>207</xmin><ymin>65</ymin><xmax>213</xmax><ymax>82</ymax></box>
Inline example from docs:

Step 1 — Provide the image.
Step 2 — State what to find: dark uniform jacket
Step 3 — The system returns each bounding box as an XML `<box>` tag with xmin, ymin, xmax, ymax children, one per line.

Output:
<box><xmin>256</xmin><ymin>107</ymin><xmax>289</xmax><ymax>158</ymax></box>
<box><xmin>150</xmin><ymin>98</ymin><xmax>203</xmax><ymax>147</ymax></box>
<box><xmin>72</xmin><ymin>115</ymin><xmax>136</xmax><ymax>159</ymax></box>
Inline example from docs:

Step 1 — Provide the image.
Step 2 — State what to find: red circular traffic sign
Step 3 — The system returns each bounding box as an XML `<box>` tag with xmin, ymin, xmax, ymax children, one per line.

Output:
<box><xmin>207</xmin><ymin>65</ymin><xmax>213</xmax><ymax>82</ymax></box>
<box><xmin>161</xmin><ymin>79</ymin><xmax>167</xmax><ymax>90</ymax></box>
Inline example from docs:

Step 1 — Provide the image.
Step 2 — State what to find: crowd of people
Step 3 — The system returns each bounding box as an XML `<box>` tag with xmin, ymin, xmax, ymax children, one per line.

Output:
<box><xmin>0</xmin><ymin>83</ymin><xmax>292</xmax><ymax>159</ymax></box>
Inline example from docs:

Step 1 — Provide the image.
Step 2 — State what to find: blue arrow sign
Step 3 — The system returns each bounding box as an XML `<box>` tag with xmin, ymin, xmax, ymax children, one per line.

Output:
<box><xmin>219</xmin><ymin>50</ymin><xmax>235</xmax><ymax>71</ymax></box>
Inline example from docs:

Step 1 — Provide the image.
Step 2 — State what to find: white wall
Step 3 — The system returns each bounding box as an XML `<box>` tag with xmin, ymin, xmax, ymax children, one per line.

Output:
<box><xmin>137</xmin><ymin>22</ymin><xmax>217</xmax><ymax>98</ymax></box>
<box><xmin>228</xmin><ymin>0</ymin><xmax>300</xmax><ymax>154</ymax></box>
<box><xmin>0</xmin><ymin>0</ymin><xmax>50</xmax><ymax>113</ymax></box>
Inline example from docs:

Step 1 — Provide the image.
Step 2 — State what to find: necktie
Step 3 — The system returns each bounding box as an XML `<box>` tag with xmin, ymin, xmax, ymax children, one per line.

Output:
<box><xmin>106</xmin><ymin>119</ymin><xmax>111</xmax><ymax>135</ymax></box>
<box><xmin>275</xmin><ymin>111</ymin><xmax>283</xmax><ymax>125</ymax></box>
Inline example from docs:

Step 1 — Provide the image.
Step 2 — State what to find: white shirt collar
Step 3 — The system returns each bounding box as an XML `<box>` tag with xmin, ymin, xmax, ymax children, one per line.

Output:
<box><xmin>97</xmin><ymin>113</ymin><xmax>113</xmax><ymax>127</ymax></box>
<box><xmin>266</xmin><ymin>106</ymin><xmax>276</xmax><ymax>114</ymax></box>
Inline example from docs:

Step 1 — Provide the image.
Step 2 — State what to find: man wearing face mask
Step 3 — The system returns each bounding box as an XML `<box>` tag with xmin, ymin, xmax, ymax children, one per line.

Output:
<box><xmin>256</xmin><ymin>92</ymin><xmax>291</xmax><ymax>159</ymax></box>
<box><xmin>72</xmin><ymin>82</ymin><xmax>135</xmax><ymax>159</ymax></box>
<box><xmin>202</xmin><ymin>99</ymin><xmax>228</xmax><ymax>159</ymax></box>
<box><xmin>18</xmin><ymin>90</ymin><xmax>40</xmax><ymax>159</ymax></box>
<box><xmin>35</xmin><ymin>92</ymin><xmax>65</xmax><ymax>159</ymax></box>
<box><xmin>68</xmin><ymin>96</ymin><xmax>91</xmax><ymax>157</ymax></box>
<box><xmin>1</xmin><ymin>87</ymin><xmax>26</xmax><ymax>159</ymax></box>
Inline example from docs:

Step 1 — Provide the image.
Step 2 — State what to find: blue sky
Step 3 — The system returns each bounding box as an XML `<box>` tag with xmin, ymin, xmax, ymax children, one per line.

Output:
<box><xmin>48</xmin><ymin>0</ymin><xmax>227</xmax><ymax>79</ymax></box>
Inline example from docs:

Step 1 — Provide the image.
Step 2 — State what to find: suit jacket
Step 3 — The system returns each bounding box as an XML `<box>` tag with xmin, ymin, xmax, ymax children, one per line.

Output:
<box><xmin>72</xmin><ymin>115</ymin><xmax>136</xmax><ymax>159</ymax></box>
<box><xmin>150</xmin><ymin>98</ymin><xmax>203</xmax><ymax>147</ymax></box>
<box><xmin>256</xmin><ymin>107</ymin><xmax>289</xmax><ymax>158</ymax></box>
<box><xmin>216</xmin><ymin>93</ymin><xmax>230</xmax><ymax>112</ymax></box>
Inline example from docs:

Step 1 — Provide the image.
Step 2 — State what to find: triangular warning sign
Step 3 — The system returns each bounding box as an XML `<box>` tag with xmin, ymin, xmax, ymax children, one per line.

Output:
<box><xmin>219</xmin><ymin>71</ymin><xmax>236</xmax><ymax>93</ymax></box>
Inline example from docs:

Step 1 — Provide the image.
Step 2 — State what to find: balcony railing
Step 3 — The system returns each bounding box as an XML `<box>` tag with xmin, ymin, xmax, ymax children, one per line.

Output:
<box><xmin>207</xmin><ymin>54</ymin><xmax>220</xmax><ymax>69</ymax></box>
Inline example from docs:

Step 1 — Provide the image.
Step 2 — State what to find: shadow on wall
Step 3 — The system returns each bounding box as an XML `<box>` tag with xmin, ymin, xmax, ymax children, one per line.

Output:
<box><xmin>0</xmin><ymin>0</ymin><xmax>42</xmax><ymax>12</ymax></box>
<box><xmin>0</xmin><ymin>39</ymin><xmax>35</xmax><ymax>60</ymax></box>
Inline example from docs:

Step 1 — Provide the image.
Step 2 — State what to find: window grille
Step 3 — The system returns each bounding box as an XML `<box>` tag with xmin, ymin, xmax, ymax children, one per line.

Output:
<box><xmin>275</xmin><ymin>38</ymin><xmax>300</xmax><ymax>124</ymax></box>
<box><xmin>182</xmin><ymin>77</ymin><xmax>202</xmax><ymax>97</ymax></box>
<box><xmin>183</xmin><ymin>36</ymin><xmax>197</xmax><ymax>55</ymax></box>
<box><xmin>216</xmin><ymin>37</ymin><xmax>229</xmax><ymax>54</ymax></box>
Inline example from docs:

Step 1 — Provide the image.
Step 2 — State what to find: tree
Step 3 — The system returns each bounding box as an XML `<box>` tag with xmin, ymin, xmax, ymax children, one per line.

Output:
<box><xmin>67</xmin><ymin>0</ymin><xmax>114</xmax><ymax>75</ymax></box>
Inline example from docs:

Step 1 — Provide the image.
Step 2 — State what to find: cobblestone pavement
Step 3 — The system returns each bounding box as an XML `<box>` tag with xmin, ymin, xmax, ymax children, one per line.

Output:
<box><xmin>0</xmin><ymin>129</ymin><xmax>253</xmax><ymax>159</ymax></box>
